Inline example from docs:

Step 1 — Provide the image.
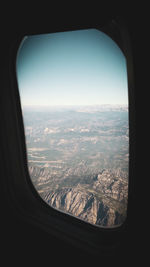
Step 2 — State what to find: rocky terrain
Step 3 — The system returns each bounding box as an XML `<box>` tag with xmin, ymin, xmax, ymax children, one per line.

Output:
<box><xmin>29</xmin><ymin>165</ymin><xmax>128</xmax><ymax>227</ymax></box>
<box><xmin>24</xmin><ymin>106</ymin><xmax>129</xmax><ymax>227</ymax></box>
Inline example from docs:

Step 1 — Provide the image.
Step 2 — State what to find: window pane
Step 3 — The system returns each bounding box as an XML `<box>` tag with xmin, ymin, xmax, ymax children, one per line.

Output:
<box><xmin>16</xmin><ymin>29</ymin><xmax>129</xmax><ymax>227</ymax></box>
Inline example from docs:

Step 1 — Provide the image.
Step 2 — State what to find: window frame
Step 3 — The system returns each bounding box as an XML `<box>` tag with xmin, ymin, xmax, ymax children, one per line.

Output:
<box><xmin>4</xmin><ymin>17</ymin><xmax>135</xmax><ymax>255</ymax></box>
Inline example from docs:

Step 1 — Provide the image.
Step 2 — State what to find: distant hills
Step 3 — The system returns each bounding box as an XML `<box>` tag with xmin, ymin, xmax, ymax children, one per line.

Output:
<box><xmin>22</xmin><ymin>104</ymin><xmax>128</xmax><ymax>113</ymax></box>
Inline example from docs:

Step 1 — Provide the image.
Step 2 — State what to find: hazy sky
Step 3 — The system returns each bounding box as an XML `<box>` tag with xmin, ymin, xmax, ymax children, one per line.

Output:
<box><xmin>16</xmin><ymin>29</ymin><xmax>128</xmax><ymax>106</ymax></box>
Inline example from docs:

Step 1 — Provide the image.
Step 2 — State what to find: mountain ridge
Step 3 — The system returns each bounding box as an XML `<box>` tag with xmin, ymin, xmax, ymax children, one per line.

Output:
<box><xmin>29</xmin><ymin>165</ymin><xmax>128</xmax><ymax>227</ymax></box>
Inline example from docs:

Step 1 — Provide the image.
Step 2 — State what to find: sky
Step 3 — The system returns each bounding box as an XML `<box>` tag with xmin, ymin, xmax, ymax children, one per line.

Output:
<box><xmin>16</xmin><ymin>29</ymin><xmax>128</xmax><ymax>107</ymax></box>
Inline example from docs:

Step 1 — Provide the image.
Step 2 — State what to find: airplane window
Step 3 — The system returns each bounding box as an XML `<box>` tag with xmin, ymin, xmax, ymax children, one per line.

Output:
<box><xmin>16</xmin><ymin>29</ymin><xmax>129</xmax><ymax>228</ymax></box>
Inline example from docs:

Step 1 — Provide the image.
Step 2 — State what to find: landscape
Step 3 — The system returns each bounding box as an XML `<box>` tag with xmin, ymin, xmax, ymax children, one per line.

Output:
<box><xmin>23</xmin><ymin>104</ymin><xmax>129</xmax><ymax>227</ymax></box>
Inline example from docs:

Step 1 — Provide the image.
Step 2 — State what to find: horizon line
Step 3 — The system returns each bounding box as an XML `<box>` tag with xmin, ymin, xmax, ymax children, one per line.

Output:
<box><xmin>22</xmin><ymin>103</ymin><xmax>128</xmax><ymax>108</ymax></box>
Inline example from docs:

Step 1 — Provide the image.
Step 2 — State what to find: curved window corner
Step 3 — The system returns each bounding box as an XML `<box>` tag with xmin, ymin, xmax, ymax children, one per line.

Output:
<box><xmin>16</xmin><ymin>28</ymin><xmax>129</xmax><ymax>229</ymax></box>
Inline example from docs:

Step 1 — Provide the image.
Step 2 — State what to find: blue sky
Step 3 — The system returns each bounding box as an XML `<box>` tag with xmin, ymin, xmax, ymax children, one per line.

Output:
<box><xmin>16</xmin><ymin>29</ymin><xmax>128</xmax><ymax>106</ymax></box>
